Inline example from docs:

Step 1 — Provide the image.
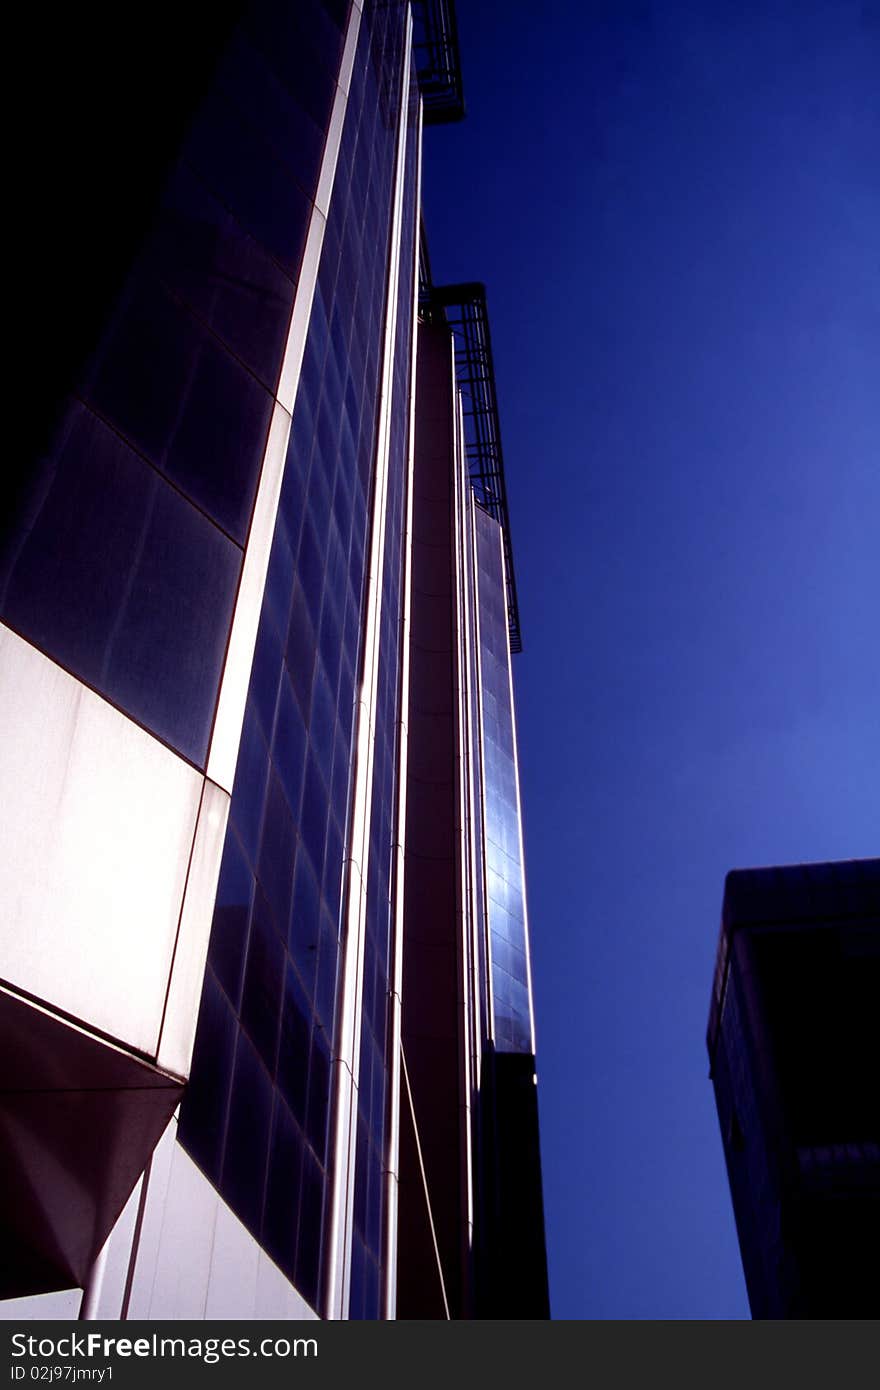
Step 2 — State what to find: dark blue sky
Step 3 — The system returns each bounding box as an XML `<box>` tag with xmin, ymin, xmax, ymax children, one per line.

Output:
<box><xmin>424</xmin><ymin>1</ymin><xmax>879</xmax><ymax>1318</ymax></box>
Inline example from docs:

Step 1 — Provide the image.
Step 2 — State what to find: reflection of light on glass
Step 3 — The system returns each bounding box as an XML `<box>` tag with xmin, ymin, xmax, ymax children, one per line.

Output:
<box><xmin>474</xmin><ymin>508</ymin><xmax>534</xmax><ymax>1055</ymax></box>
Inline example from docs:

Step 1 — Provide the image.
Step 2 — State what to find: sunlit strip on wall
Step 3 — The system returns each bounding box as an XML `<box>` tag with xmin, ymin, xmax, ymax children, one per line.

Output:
<box><xmin>383</xmin><ymin>91</ymin><xmax>424</xmax><ymax>1321</ymax></box>
<box><xmin>498</xmin><ymin>525</ymin><xmax>538</xmax><ymax>1055</ymax></box>
<box><xmin>206</xmin><ymin>1</ymin><xmax>364</xmax><ymax>795</ymax></box>
<box><xmin>451</xmin><ymin>383</ymin><xmax>477</xmax><ymax>1294</ymax></box>
<box><xmin>469</xmin><ymin>504</ymin><xmax>496</xmax><ymax>1047</ymax></box>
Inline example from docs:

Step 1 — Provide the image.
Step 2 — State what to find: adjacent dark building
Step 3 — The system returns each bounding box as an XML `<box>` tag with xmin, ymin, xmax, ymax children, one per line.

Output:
<box><xmin>1</xmin><ymin>0</ymin><xmax>547</xmax><ymax>1320</ymax></box>
<box><xmin>707</xmin><ymin>858</ymin><xmax>880</xmax><ymax>1318</ymax></box>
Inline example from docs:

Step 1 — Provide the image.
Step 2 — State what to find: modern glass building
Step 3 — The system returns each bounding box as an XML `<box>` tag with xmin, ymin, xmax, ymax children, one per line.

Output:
<box><xmin>1</xmin><ymin>0</ymin><xmax>548</xmax><ymax>1320</ymax></box>
<box><xmin>707</xmin><ymin>858</ymin><xmax>879</xmax><ymax>1318</ymax></box>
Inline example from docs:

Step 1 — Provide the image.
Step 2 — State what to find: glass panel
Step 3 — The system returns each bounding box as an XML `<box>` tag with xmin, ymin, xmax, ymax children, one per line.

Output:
<box><xmin>277</xmin><ymin>961</ymin><xmax>312</xmax><ymax>1127</ymax></box>
<box><xmin>222</xmin><ymin>1029</ymin><xmax>273</xmax><ymax>1235</ymax></box>
<box><xmin>263</xmin><ymin>1096</ymin><xmax>305</xmax><ymax>1282</ymax></box>
<box><xmin>475</xmin><ymin>506</ymin><xmax>533</xmax><ymax>1055</ymax></box>
<box><xmin>208</xmin><ymin>828</ymin><xmax>253</xmax><ymax>1009</ymax></box>
<box><xmin>179</xmin><ymin>2</ymin><xmax>412</xmax><ymax>1315</ymax></box>
<box><xmin>176</xmin><ymin>968</ymin><xmax>236</xmax><ymax>1184</ymax></box>
<box><xmin>241</xmin><ymin>884</ymin><xmax>285</xmax><ymax>1071</ymax></box>
<box><xmin>257</xmin><ymin>772</ymin><xmax>297</xmax><ymax>937</ymax></box>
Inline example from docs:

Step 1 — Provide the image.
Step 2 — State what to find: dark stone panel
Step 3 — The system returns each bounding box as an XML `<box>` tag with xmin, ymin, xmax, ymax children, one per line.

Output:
<box><xmin>161</xmin><ymin>329</ymin><xmax>274</xmax><ymax>543</ymax></box>
<box><xmin>709</xmin><ymin>867</ymin><xmax>880</xmax><ymax>1318</ymax></box>
<box><xmin>404</xmin><ymin>775</ymin><xmax>456</xmax><ymax>862</ymax></box>
<box><xmin>474</xmin><ymin>1049</ymin><xmax>550</xmax><ymax>1318</ymax></box>
<box><xmin>84</xmin><ymin>279</ymin><xmax>204</xmax><ymax>470</ymax></box>
<box><xmin>11</xmin><ymin>2</ymin><xmax>249</xmax><ymax>472</ymax></box>
<box><xmin>215</xmin><ymin>31</ymin><xmax>328</xmax><ymax>197</ymax></box>
<box><xmin>398</xmin><ymin>320</ymin><xmax>465</xmax><ymax>1317</ymax></box>
<box><xmin>183</xmin><ymin>84</ymin><xmax>313</xmax><ymax>280</ymax></box>
<box><xmin>149</xmin><ymin>162</ymin><xmax>295</xmax><ymax>392</ymax></box>
<box><xmin>0</xmin><ymin>403</ymin><xmax>240</xmax><ymax>766</ymax></box>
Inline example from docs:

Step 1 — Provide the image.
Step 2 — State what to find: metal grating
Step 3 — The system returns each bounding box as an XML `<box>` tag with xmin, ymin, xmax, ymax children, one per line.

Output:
<box><xmin>422</xmin><ymin>276</ymin><xmax>522</xmax><ymax>654</ymax></box>
<box><xmin>411</xmin><ymin>0</ymin><xmax>465</xmax><ymax>124</ymax></box>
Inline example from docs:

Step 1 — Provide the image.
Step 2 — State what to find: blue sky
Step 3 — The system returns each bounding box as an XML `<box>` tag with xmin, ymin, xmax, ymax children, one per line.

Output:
<box><xmin>423</xmin><ymin>0</ymin><xmax>879</xmax><ymax>1318</ymax></box>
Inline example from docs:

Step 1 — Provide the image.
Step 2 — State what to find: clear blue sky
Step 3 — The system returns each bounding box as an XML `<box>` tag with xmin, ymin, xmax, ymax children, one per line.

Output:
<box><xmin>424</xmin><ymin>0</ymin><xmax>880</xmax><ymax>1318</ymax></box>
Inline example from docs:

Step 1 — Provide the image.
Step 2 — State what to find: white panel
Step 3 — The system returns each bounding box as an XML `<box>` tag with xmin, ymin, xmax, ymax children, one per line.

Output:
<box><xmin>316</xmin><ymin>34</ymin><xmax>357</xmax><ymax>219</ymax></box>
<box><xmin>337</xmin><ymin>1</ymin><xmax>362</xmax><ymax>95</ymax></box>
<box><xmin>124</xmin><ymin>1116</ymin><xmax>179</xmax><ymax>1319</ymax></box>
<box><xmin>91</xmin><ymin>1174</ymin><xmax>143</xmax><ymax>1319</ymax></box>
<box><xmin>126</xmin><ymin>1133</ymin><xmax>319</xmax><ymax>1322</ymax></box>
<box><xmin>335</xmin><ymin>853</ymin><xmax>365</xmax><ymax>1068</ymax></box>
<box><xmin>324</xmin><ymin>1058</ymin><xmax>356</xmax><ymax>1319</ymax></box>
<box><xmin>0</xmin><ymin>1289</ymin><xmax>81</xmax><ymax>1320</ymax></box>
<box><xmin>275</xmin><ymin>209</ymin><xmax>326</xmax><ymax>416</ymax></box>
<box><xmin>0</xmin><ymin>626</ymin><xmax>203</xmax><ymax>1057</ymax></box>
<box><xmin>315</xmin><ymin>104</ymin><xmax>345</xmax><ymax>219</ymax></box>
<box><xmin>253</xmin><ymin>1253</ymin><xmax>319</xmax><ymax>1321</ymax></box>
<box><xmin>157</xmin><ymin>778</ymin><xmax>231</xmax><ymax>1075</ymax></box>
<box><xmin>207</xmin><ymin>403</ymin><xmax>292</xmax><ymax>793</ymax></box>
<box><xmin>255</xmin><ymin>1253</ymin><xmax>294</xmax><ymax>1321</ymax></box>
<box><xmin>205</xmin><ymin>1199</ymin><xmax>259</xmax><ymax>1320</ymax></box>
<box><xmin>383</xmin><ymin>1171</ymin><xmax>400</xmax><ymax>1317</ymax></box>
<box><xmin>142</xmin><ymin>1141</ymin><xmax>217</xmax><ymax>1320</ymax></box>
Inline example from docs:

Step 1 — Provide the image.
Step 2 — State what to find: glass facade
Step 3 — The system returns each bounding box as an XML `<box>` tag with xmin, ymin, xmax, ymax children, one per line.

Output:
<box><xmin>347</xmin><ymin>50</ymin><xmax>421</xmax><ymax>1323</ymax></box>
<box><xmin>473</xmin><ymin>504</ymin><xmax>533</xmax><ymax>1055</ymax></box>
<box><xmin>178</xmin><ymin>0</ymin><xmax>412</xmax><ymax>1318</ymax></box>
<box><xmin>0</xmin><ymin>0</ymin><xmax>548</xmax><ymax>1323</ymax></box>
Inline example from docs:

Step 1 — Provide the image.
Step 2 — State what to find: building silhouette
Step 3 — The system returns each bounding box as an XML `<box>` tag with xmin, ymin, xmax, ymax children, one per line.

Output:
<box><xmin>707</xmin><ymin>858</ymin><xmax>879</xmax><ymax>1318</ymax></box>
<box><xmin>0</xmin><ymin>0</ymin><xmax>548</xmax><ymax>1320</ymax></box>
